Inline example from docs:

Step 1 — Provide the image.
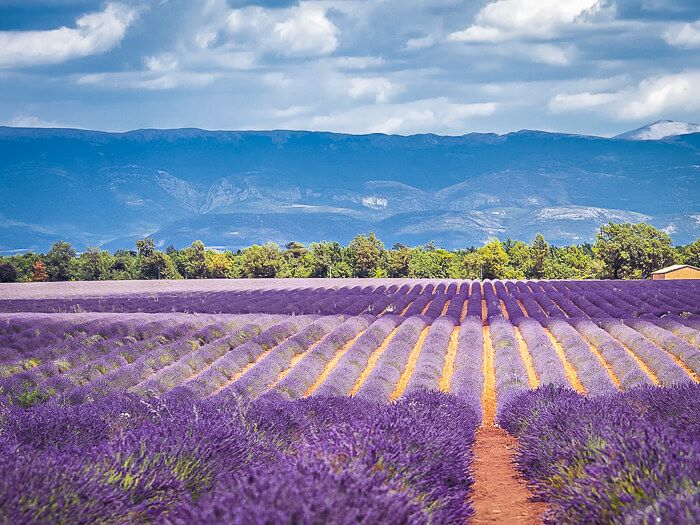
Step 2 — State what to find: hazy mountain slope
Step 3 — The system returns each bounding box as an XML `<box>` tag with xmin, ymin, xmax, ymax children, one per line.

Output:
<box><xmin>0</xmin><ymin>126</ymin><xmax>698</xmax><ymax>251</ymax></box>
<box><xmin>615</xmin><ymin>120</ymin><xmax>700</xmax><ymax>140</ymax></box>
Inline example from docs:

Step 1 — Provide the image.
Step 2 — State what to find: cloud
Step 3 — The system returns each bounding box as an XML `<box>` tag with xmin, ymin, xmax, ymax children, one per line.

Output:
<box><xmin>664</xmin><ymin>20</ymin><xmax>700</xmax><ymax>48</ymax></box>
<box><xmin>448</xmin><ymin>0</ymin><xmax>599</xmax><ymax>42</ymax></box>
<box><xmin>304</xmin><ymin>98</ymin><xmax>498</xmax><ymax>135</ymax></box>
<box><xmin>549</xmin><ymin>70</ymin><xmax>700</xmax><ymax>119</ymax></box>
<box><xmin>347</xmin><ymin>77</ymin><xmax>395</xmax><ymax>103</ymax></box>
<box><xmin>0</xmin><ymin>3</ymin><xmax>138</xmax><ymax>68</ymax></box>
<box><xmin>225</xmin><ymin>2</ymin><xmax>338</xmax><ymax>57</ymax></box>
<box><xmin>79</xmin><ymin>53</ymin><xmax>221</xmax><ymax>90</ymax></box>
<box><xmin>6</xmin><ymin>116</ymin><xmax>65</xmax><ymax>128</ymax></box>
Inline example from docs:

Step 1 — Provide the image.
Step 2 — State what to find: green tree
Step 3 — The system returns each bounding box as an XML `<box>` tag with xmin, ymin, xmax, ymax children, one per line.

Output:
<box><xmin>682</xmin><ymin>238</ymin><xmax>700</xmax><ymax>267</ymax></box>
<box><xmin>136</xmin><ymin>237</ymin><xmax>156</xmax><ymax>258</ymax></box>
<box><xmin>593</xmin><ymin>222</ymin><xmax>677</xmax><ymax>279</ymax></box>
<box><xmin>45</xmin><ymin>241</ymin><xmax>76</xmax><ymax>281</ymax></box>
<box><xmin>205</xmin><ymin>251</ymin><xmax>235</xmax><ymax>278</ymax></box>
<box><xmin>241</xmin><ymin>243</ymin><xmax>283</xmax><ymax>278</ymax></box>
<box><xmin>478</xmin><ymin>240</ymin><xmax>510</xmax><ymax>279</ymax></box>
<box><xmin>529</xmin><ymin>234</ymin><xmax>549</xmax><ymax>279</ymax></box>
<box><xmin>77</xmin><ymin>247</ymin><xmax>114</xmax><ymax>281</ymax></box>
<box><xmin>347</xmin><ymin>232</ymin><xmax>384</xmax><ymax>277</ymax></box>
<box><xmin>308</xmin><ymin>241</ymin><xmax>344</xmax><ymax>278</ymax></box>
<box><xmin>0</xmin><ymin>261</ymin><xmax>18</xmax><ymax>283</ymax></box>
<box><xmin>504</xmin><ymin>240</ymin><xmax>530</xmax><ymax>279</ymax></box>
<box><xmin>408</xmin><ymin>247</ymin><xmax>455</xmax><ymax>278</ymax></box>
<box><xmin>178</xmin><ymin>240</ymin><xmax>208</xmax><ymax>279</ymax></box>
<box><xmin>386</xmin><ymin>244</ymin><xmax>412</xmax><ymax>278</ymax></box>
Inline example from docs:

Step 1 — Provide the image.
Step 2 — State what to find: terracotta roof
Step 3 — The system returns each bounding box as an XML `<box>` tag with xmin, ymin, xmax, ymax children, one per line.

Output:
<box><xmin>651</xmin><ymin>264</ymin><xmax>700</xmax><ymax>275</ymax></box>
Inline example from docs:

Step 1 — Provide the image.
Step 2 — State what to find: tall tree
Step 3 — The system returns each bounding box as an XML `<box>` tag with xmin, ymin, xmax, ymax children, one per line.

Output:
<box><xmin>682</xmin><ymin>238</ymin><xmax>700</xmax><ymax>267</ymax></box>
<box><xmin>241</xmin><ymin>243</ymin><xmax>283</xmax><ymax>278</ymax></box>
<box><xmin>0</xmin><ymin>261</ymin><xmax>18</xmax><ymax>283</ymax></box>
<box><xmin>529</xmin><ymin>234</ymin><xmax>549</xmax><ymax>279</ymax></box>
<box><xmin>32</xmin><ymin>260</ymin><xmax>48</xmax><ymax>282</ymax></box>
<box><xmin>45</xmin><ymin>241</ymin><xmax>76</xmax><ymax>281</ymax></box>
<box><xmin>594</xmin><ymin>222</ymin><xmax>677</xmax><ymax>279</ymax></box>
<box><xmin>347</xmin><ymin>232</ymin><xmax>384</xmax><ymax>278</ymax></box>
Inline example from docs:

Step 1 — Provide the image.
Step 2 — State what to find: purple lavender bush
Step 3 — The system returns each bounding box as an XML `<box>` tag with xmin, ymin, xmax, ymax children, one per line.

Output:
<box><xmin>500</xmin><ymin>384</ymin><xmax>700</xmax><ymax>524</ymax></box>
<box><xmin>0</xmin><ymin>389</ymin><xmax>479</xmax><ymax>524</ymax></box>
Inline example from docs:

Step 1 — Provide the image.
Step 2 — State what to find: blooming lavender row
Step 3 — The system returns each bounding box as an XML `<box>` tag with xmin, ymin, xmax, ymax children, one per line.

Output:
<box><xmin>653</xmin><ymin>316</ymin><xmax>700</xmax><ymax>348</ymax></box>
<box><xmin>449</xmin><ymin>315</ymin><xmax>484</xmax><ymax>414</ymax></box>
<box><xmin>402</xmin><ymin>316</ymin><xmax>455</xmax><ymax>396</ymax></box>
<box><xmin>500</xmin><ymin>384</ymin><xmax>700</xmax><ymax>524</ymax></box>
<box><xmin>571</xmin><ymin>319</ymin><xmax>652</xmax><ymax>390</ymax></box>
<box><xmin>312</xmin><ymin>315</ymin><xmax>402</xmax><ymax>397</ymax></box>
<box><xmin>57</xmin><ymin>321</ymin><xmax>244</xmax><ymax>403</ymax></box>
<box><xmin>175</xmin><ymin>316</ymin><xmax>318</xmax><ymax>398</ymax></box>
<box><xmin>354</xmin><ymin>316</ymin><xmax>429</xmax><ymax>402</ymax></box>
<box><xmin>274</xmin><ymin>316</ymin><xmax>372</xmax><ymax>400</ymax></box>
<box><xmin>214</xmin><ymin>315</ymin><xmax>346</xmax><ymax>400</ymax></box>
<box><xmin>0</xmin><ymin>319</ymin><xmax>199</xmax><ymax>398</ymax></box>
<box><xmin>513</xmin><ymin>317</ymin><xmax>570</xmax><ymax>388</ymax></box>
<box><xmin>599</xmin><ymin>319</ymin><xmax>691</xmax><ymax>386</ymax></box>
<box><xmin>129</xmin><ymin>316</ymin><xmax>289</xmax><ymax>396</ymax></box>
<box><xmin>489</xmin><ymin>315</ymin><xmax>530</xmax><ymax>418</ymax></box>
<box><xmin>624</xmin><ymin>319</ymin><xmax>700</xmax><ymax>376</ymax></box>
<box><xmin>0</xmin><ymin>388</ymin><xmax>479</xmax><ymax>524</ymax></box>
<box><xmin>35</xmin><ymin>321</ymin><xmax>205</xmax><ymax>398</ymax></box>
<box><xmin>540</xmin><ymin>318</ymin><xmax>617</xmax><ymax>395</ymax></box>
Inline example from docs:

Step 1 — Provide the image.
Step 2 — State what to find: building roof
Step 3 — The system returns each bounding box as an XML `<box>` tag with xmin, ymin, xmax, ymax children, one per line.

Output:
<box><xmin>651</xmin><ymin>264</ymin><xmax>700</xmax><ymax>275</ymax></box>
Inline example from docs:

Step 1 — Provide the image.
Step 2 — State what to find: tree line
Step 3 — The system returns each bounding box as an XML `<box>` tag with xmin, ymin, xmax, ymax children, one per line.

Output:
<box><xmin>0</xmin><ymin>222</ymin><xmax>698</xmax><ymax>283</ymax></box>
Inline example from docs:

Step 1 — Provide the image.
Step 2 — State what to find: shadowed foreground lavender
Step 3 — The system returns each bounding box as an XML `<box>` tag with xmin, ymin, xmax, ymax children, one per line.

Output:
<box><xmin>0</xmin><ymin>389</ymin><xmax>478</xmax><ymax>524</ymax></box>
<box><xmin>500</xmin><ymin>384</ymin><xmax>700</xmax><ymax>525</ymax></box>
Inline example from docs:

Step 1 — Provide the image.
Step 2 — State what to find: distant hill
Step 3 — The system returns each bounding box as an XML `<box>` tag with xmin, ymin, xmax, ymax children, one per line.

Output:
<box><xmin>615</xmin><ymin>120</ymin><xmax>700</xmax><ymax>140</ymax></box>
<box><xmin>1</xmin><ymin>125</ymin><xmax>698</xmax><ymax>252</ymax></box>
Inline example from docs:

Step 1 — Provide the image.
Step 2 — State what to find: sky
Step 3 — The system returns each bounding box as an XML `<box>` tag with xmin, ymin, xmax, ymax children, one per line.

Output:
<box><xmin>0</xmin><ymin>0</ymin><xmax>700</xmax><ymax>136</ymax></box>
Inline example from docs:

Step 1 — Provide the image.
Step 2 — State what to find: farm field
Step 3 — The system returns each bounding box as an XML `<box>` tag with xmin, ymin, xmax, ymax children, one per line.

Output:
<box><xmin>1</xmin><ymin>278</ymin><xmax>699</xmax><ymax>524</ymax></box>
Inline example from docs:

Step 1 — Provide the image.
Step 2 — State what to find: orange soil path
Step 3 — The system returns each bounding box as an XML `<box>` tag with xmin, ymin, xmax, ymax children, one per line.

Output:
<box><xmin>581</xmin><ymin>337</ymin><xmax>621</xmax><ymax>389</ymax></box>
<box><xmin>438</xmin><ymin>326</ymin><xmax>460</xmax><ymax>392</ymax></box>
<box><xmin>544</xmin><ymin>328</ymin><xmax>586</xmax><ymax>394</ymax></box>
<box><xmin>471</xmin><ymin>426</ymin><xmax>547</xmax><ymax>525</ymax></box>
<box><xmin>612</xmin><ymin>336</ymin><xmax>660</xmax><ymax>385</ymax></box>
<box><xmin>637</xmin><ymin>331</ymin><xmax>700</xmax><ymax>383</ymax></box>
<box><xmin>268</xmin><ymin>334</ymin><xmax>329</xmax><ymax>389</ymax></box>
<box><xmin>304</xmin><ymin>330</ymin><xmax>366</xmax><ymax>396</ymax></box>
<box><xmin>389</xmin><ymin>326</ymin><xmax>429</xmax><ymax>400</ymax></box>
<box><xmin>349</xmin><ymin>325</ymin><xmax>400</xmax><ymax>396</ymax></box>
<box><xmin>481</xmin><ymin>326</ymin><xmax>497</xmax><ymax>426</ymax></box>
<box><xmin>514</xmin><ymin>327</ymin><xmax>540</xmax><ymax>388</ymax></box>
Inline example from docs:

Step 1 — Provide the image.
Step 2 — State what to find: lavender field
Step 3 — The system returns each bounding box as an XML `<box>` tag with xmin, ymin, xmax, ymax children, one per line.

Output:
<box><xmin>1</xmin><ymin>279</ymin><xmax>699</xmax><ymax>523</ymax></box>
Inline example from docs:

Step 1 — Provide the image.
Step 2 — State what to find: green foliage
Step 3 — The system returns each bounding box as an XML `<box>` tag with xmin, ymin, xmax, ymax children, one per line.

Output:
<box><xmin>0</xmin><ymin>224</ymin><xmax>695</xmax><ymax>282</ymax></box>
<box><xmin>240</xmin><ymin>243</ymin><xmax>284</xmax><ymax>278</ymax></box>
<box><xmin>0</xmin><ymin>261</ymin><xmax>18</xmax><ymax>282</ymax></box>
<box><xmin>347</xmin><ymin>232</ymin><xmax>384</xmax><ymax>278</ymax></box>
<box><xmin>681</xmin><ymin>238</ymin><xmax>700</xmax><ymax>267</ymax></box>
<box><xmin>45</xmin><ymin>241</ymin><xmax>76</xmax><ymax>281</ymax></box>
<box><xmin>594</xmin><ymin>222</ymin><xmax>677</xmax><ymax>279</ymax></box>
<box><xmin>14</xmin><ymin>386</ymin><xmax>50</xmax><ymax>408</ymax></box>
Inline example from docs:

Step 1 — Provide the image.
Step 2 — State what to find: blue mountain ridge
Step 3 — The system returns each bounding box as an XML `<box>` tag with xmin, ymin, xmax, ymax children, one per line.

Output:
<box><xmin>0</xmin><ymin>125</ymin><xmax>698</xmax><ymax>252</ymax></box>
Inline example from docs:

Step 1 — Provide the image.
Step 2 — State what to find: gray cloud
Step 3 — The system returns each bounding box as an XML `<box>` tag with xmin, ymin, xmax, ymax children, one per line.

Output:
<box><xmin>0</xmin><ymin>0</ymin><xmax>698</xmax><ymax>136</ymax></box>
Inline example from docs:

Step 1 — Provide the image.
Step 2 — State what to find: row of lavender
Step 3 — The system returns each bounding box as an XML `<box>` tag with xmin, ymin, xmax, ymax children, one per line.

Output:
<box><xmin>0</xmin><ymin>388</ymin><xmax>479</xmax><ymax>524</ymax></box>
<box><xmin>2</xmin><ymin>311</ymin><xmax>698</xmax><ymax>415</ymax></box>
<box><xmin>1</xmin><ymin>279</ymin><xmax>698</xmax><ymax>321</ymax></box>
<box><xmin>500</xmin><ymin>384</ymin><xmax>699</xmax><ymax>524</ymax></box>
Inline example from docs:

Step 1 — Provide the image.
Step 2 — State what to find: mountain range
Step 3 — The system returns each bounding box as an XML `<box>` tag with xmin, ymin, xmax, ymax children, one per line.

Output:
<box><xmin>1</xmin><ymin>121</ymin><xmax>698</xmax><ymax>253</ymax></box>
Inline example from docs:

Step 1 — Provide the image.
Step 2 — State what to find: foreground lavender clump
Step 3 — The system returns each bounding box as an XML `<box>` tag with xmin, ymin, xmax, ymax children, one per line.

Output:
<box><xmin>500</xmin><ymin>384</ymin><xmax>700</xmax><ymax>524</ymax></box>
<box><xmin>0</xmin><ymin>389</ymin><xmax>478</xmax><ymax>524</ymax></box>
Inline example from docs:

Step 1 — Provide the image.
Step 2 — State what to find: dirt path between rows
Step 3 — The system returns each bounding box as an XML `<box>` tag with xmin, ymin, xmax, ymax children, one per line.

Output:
<box><xmin>471</xmin><ymin>426</ymin><xmax>547</xmax><ymax>524</ymax></box>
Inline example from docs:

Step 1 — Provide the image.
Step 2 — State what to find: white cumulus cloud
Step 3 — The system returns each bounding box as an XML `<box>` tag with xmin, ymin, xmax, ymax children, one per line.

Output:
<box><xmin>549</xmin><ymin>71</ymin><xmax>700</xmax><ymax>120</ymax></box>
<box><xmin>348</xmin><ymin>77</ymin><xmax>395</xmax><ymax>103</ymax></box>
<box><xmin>448</xmin><ymin>0</ymin><xmax>599</xmax><ymax>42</ymax></box>
<box><xmin>0</xmin><ymin>3</ymin><xmax>138</xmax><ymax>68</ymax></box>
<box><xmin>226</xmin><ymin>2</ymin><xmax>338</xmax><ymax>57</ymax></box>
<box><xmin>664</xmin><ymin>20</ymin><xmax>700</xmax><ymax>48</ymax></box>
